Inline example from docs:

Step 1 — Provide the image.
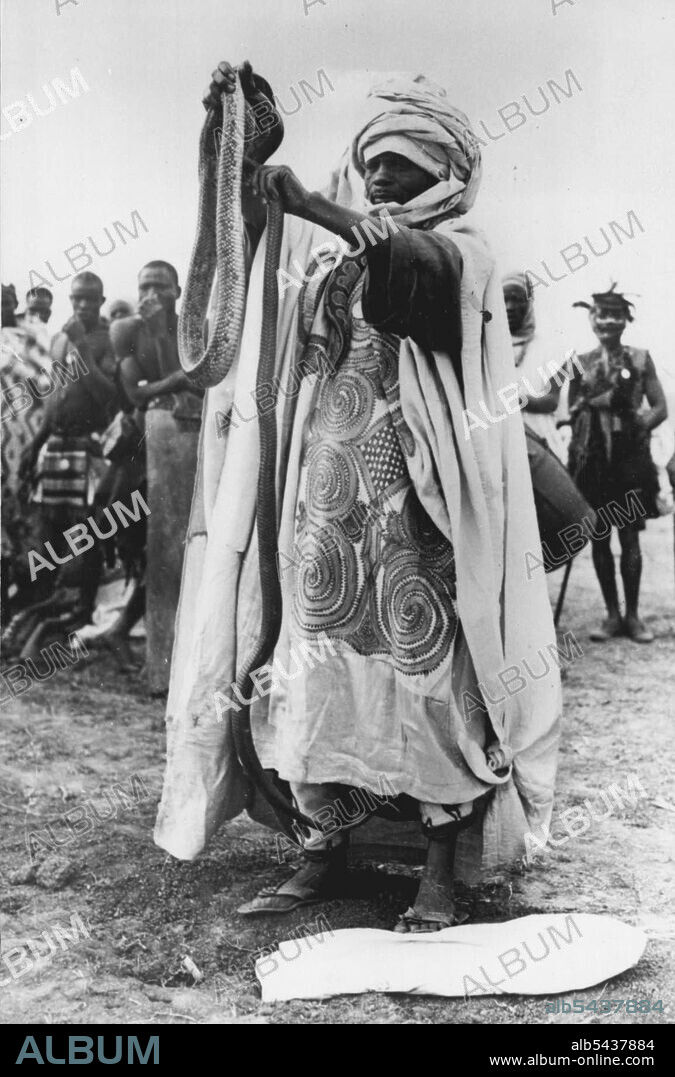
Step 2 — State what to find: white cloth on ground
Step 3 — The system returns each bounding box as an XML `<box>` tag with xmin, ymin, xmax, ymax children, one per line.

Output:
<box><xmin>255</xmin><ymin>914</ymin><xmax>647</xmax><ymax>1002</ymax></box>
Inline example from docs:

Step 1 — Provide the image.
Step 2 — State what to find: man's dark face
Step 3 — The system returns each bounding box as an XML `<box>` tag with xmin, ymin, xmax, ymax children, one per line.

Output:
<box><xmin>138</xmin><ymin>267</ymin><xmax>180</xmax><ymax>313</ymax></box>
<box><xmin>70</xmin><ymin>283</ymin><xmax>104</xmax><ymax>330</ymax></box>
<box><xmin>364</xmin><ymin>152</ymin><xmax>437</xmax><ymax>206</ymax></box>
<box><xmin>503</xmin><ymin>286</ymin><xmax>530</xmax><ymax>334</ymax></box>
<box><xmin>590</xmin><ymin>305</ymin><xmax>626</xmax><ymax>347</ymax></box>
<box><xmin>27</xmin><ymin>294</ymin><xmax>52</xmax><ymax>323</ymax></box>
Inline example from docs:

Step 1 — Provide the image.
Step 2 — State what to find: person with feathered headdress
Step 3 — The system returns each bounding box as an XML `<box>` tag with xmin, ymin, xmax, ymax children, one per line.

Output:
<box><xmin>568</xmin><ymin>285</ymin><xmax>667</xmax><ymax>643</ymax></box>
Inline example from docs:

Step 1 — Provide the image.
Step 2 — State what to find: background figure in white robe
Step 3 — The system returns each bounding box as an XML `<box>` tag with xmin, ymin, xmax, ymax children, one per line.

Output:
<box><xmin>503</xmin><ymin>271</ymin><xmax>567</xmax><ymax>462</ymax></box>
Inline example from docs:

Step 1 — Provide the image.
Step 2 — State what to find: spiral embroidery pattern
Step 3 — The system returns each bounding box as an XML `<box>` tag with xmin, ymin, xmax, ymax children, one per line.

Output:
<box><xmin>319</xmin><ymin>369</ymin><xmax>375</xmax><ymax>441</ymax></box>
<box><xmin>293</xmin><ymin>278</ymin><xmax>457</xmax><ymax>676</ymax></box>
<box><xmin>304</xmin><ymin>442</ymin><xmax>359</xmax><ymax>522</ymax></box>
<box><xmin>294</xmin><ymin>522</ymin><xmax>366</xmax><ymax>630</ymax></box>
<box><xmin>378</xmin><ymin>548</ymin><xmax>456</xmax><ymax>673</ymax></box>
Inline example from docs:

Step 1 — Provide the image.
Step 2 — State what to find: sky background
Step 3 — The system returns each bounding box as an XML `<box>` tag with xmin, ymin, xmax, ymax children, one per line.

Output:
<box><xmin>2</xmin><ymin>0</ymin><xmax>674</xmax><ymax>408</ymax></box>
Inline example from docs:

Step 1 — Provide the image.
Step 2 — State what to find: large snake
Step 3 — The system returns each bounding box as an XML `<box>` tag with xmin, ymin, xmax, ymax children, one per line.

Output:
<box><xmin>179</xmin><ymin>75</ymin><xmax>313</xmax><ymax>837</ymax></box>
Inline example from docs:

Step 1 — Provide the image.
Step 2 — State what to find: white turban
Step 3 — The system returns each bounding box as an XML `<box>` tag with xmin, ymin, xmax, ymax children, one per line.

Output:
<box><xmin>350</xmin><ymin>74</ymin><xmax>482</xmax><ymax>227</ymax></box>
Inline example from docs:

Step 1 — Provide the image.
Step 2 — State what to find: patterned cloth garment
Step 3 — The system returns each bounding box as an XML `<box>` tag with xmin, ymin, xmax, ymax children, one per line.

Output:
<box><xmin>256</xmin><ymin>273</ymin><xmax>489</xmax><ymax>806</ymax></box>
<box><xmin>34</xmin><ymin>435</ymin><xmax>93</xmax><ymax>507</ymax></box>
<box><xmin>292</xmin><ymin>278</ymin><xmax>458</xmax><ymax>676</ymax></box>
<box><xmin>1</xmin><ymin>326</ymin><xmax>52</xmax><ymax>558</ymax></box>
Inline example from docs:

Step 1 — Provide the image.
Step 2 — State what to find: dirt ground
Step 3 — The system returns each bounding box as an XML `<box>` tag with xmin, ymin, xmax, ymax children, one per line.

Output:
<box><xmin>1</xmin><ymin>518</ymin><xmax>673</xmax><ymax>1026</ymax></box>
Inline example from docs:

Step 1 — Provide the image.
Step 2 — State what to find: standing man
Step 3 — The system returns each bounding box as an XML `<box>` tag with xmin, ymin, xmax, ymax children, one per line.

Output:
<box><xmin>568</xmin><ymin>285</ymin><xmax>667</xmax><ymax>642</ymax></box>
<box><xmin>155</xmin><ymin>64</ymin><xmax>560</xmax><ymax>933</ymax></box>
<box><xmin>20</xmin><ymin>271</ymin><xmax>117</xmax><ymax>624</ymax></box>
<box><xmin>110</xmin><ymin>261</ymin><xmax>202</xmax><ymax>690</ymax></box>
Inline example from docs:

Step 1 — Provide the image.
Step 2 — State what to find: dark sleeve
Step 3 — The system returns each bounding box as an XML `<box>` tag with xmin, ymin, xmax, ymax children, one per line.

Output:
<box><xmin>361</xmin><ymin>227</ymin><xmax>463</xmax><ymax>360</ymax></box>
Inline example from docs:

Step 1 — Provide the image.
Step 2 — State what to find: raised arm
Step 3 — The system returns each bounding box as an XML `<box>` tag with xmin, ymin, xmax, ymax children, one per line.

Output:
<box><xmin>251</xmin><ymin>164</ymin><xmax>376</xmax><ymax>246</ymax></box>
<box><xmin>251</xmin><ymin>164</ymin><xmax>463</xmax><ymax>357</ymax></box>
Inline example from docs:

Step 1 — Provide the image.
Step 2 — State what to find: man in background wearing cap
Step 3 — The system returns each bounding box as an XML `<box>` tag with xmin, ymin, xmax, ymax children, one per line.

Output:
<box><xmin>568</xmin><ymin>286</ymin><xmax>667</xmax><ymax>643</ymax></box>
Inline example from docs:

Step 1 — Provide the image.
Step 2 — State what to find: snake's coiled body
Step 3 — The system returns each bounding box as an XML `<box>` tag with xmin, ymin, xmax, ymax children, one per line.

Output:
<box><xmin>179</xmin><ymin>78</ymin><xmax>312</xmax><ymax>836</ymax></box>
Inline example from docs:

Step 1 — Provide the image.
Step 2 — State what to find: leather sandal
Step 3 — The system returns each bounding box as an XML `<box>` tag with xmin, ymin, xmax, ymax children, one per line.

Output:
<box><xmin>394</xmin><ymin>906</ymin><xmax>469</xmax><ymax>933</ymax></box>
<box><xmin>237</xmin><ymin>843</ymin><xmax>348</xmax><ymax>916</ymax></box>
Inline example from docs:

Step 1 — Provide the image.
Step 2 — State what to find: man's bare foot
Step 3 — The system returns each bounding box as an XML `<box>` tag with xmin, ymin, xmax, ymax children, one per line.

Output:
<box><xmin>589</xmin><ymin>613</ymin><xmax>623</xmax><ymax>641</ymax></box>
<box><xmin>623</xmin><ymin>615</ymin><xmax>654</xmax><ymax>643</ymax></box>
<box><xmin>395</xmin><ymin>872</ymin><xmax>466</xmax><ymax>934</ymax></box>
<box><xmin>394</xmin><ymin>828</ymin><xmax>470</xmax><ymax>933</ymax></box>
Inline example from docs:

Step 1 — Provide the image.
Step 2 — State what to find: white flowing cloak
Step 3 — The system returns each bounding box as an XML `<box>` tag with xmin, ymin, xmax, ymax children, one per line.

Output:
<box><xmin>154</xmin><ymin>212</ymin><xmax>561</xmax><ymax>876</ymax></box>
